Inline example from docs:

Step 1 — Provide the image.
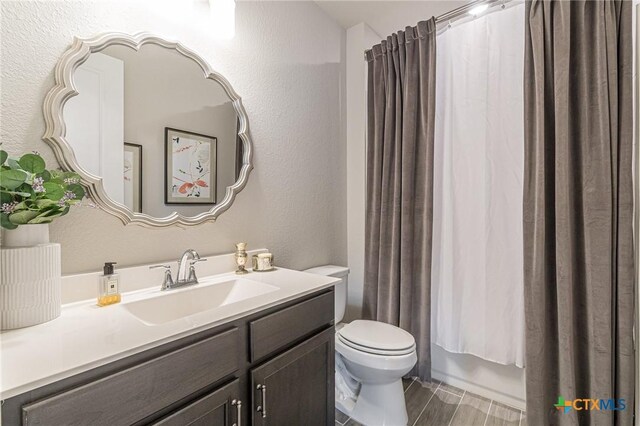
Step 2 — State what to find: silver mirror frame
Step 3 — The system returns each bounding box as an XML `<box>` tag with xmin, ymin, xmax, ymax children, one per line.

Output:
<box><xmin>42</xmin><ymin>32</ymin><xmax>253</xmax><ymax>227</ymax></box>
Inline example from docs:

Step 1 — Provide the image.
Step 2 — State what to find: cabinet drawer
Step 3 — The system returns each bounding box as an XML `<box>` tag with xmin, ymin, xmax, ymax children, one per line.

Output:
<box><xmin>249</xmin><ymin>290</ymin><xmax>333</xmax><ymax>362</ymax></box>
<box><xmin>22</xmin><ymin>328</ymin><xmax>240</xmax><ymax>426</ymax></box>
<box><xmin>154</xmin><ymin>379</ymin><xmax>241</xmax><ymax>426</ymax></box>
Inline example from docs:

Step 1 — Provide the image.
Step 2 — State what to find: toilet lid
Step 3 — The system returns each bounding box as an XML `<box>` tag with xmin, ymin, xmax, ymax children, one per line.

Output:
<box><xmin>337</xmin><ymin>320</ymin><xmax>416</xmax><ymax>354</ymax></box>
<box><xmin>337</xmin><ymin>333</ymin><xmax>416</xmax><ymax>356</ymax></box>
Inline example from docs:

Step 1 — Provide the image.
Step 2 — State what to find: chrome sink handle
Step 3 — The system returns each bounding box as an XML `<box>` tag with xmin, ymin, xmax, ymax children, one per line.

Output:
<box><xmin>187</xmin><ymin>258</ymin><xmax>207</xmax><ymax>283</ymax></box>
<box><xmin>149</xmin><ymin>264</ymin><xmax>174</xmax><ymax>290</ymax></box>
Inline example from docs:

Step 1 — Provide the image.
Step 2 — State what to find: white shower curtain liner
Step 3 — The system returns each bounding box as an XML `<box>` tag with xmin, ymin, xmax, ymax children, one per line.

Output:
<box><xmin>431</xmin><ymin>2</ymin><xmax>525</xmax><ymax>367</ymax></box>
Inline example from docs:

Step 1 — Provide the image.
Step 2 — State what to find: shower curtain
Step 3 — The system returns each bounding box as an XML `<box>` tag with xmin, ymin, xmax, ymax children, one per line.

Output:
<box><xmin>364</xmin><ymin>19</ymin><xmax>437</xmax><ymax>382</ymax></box>
<box><xmin>523</xmin><ymin>1</ymin><xmax>634</xmax><ymax>424</ymax></box>
<box><xmin>431</xmin><ymin>3</ymin><xmax>525</xmax><ymax>367</ymax></box>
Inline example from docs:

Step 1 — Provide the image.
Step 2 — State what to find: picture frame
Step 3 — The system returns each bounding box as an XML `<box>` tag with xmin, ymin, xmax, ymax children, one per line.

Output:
<box><xmin>164</xmin><ymin>127</ymin><xmax>217</xmax><ymax>205</ymax></box>
<box><xmin>123</xmin><ymin>143</ymin><xmax>142</xmax><ymax>213</ymax></box>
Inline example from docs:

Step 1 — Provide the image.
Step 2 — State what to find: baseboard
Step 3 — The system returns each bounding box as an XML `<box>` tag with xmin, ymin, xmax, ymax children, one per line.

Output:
<box><xmin>432</xmin><ymin>369</ymin><xmax>526</xmax><ymax>411</ymax></box>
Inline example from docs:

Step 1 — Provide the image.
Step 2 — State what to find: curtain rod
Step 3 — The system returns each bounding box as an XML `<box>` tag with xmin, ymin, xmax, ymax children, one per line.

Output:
<box><xmin>436</xmin><ymin>0</ymin><xmax>502</xmax><ymax>24</ymax></box>
<box><xmin>363</xmin><ymin>0</ymin><xmax>508</xmax><ymax>58</ymax></box>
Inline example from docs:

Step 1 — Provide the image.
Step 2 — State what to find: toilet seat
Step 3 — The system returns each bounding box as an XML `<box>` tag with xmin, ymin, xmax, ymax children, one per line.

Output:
<box><xmin>337</xmin><ymin>320</ymin><xmax>416</xmax><ymax>356</ymax></box>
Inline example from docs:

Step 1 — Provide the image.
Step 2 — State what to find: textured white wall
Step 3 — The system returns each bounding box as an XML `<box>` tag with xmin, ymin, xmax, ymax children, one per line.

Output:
<box><xmin>1</xmin><ymin>0</ymin><xmax>347</xmax><ymax>274</ymax></box>
<box><xmin>345</xmin><ymin>22</ymin><xmax>380</xmax><ymax>321</ymax></box>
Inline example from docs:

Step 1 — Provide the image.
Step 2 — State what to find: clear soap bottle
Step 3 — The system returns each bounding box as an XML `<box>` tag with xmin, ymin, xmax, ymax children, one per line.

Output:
<box><xmin>98</xmin><ymin>262</ymin><xmax>121</xmax><ymax>306</ymax></box>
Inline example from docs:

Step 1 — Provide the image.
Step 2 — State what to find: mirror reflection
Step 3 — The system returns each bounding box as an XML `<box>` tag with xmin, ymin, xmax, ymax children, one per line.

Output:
<box><xmin>64</xmin><ymin>43</ymin><xmax>243</xmax><ymax>217</ymax></box>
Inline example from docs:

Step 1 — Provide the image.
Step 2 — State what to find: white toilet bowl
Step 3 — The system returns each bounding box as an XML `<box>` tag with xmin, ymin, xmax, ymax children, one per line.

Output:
<box><xmin>302</xmin><ymin>266</ymin><xmax>417</xmax><ymax>426</ymax></box>
<box><xmin>335</xmin><ymin>320</ymin><xmax>417</xmax><ymax>426</ymax></box>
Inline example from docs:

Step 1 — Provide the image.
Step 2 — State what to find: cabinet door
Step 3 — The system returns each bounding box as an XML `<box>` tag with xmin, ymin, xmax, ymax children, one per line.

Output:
<box><xmin>251</xmin><ymin>328</ymin><xmax>334</xmax><ymax>426</ymax></box>
<box><xmin>153</xmin><ymin>379</ymin><xmax>242</xmax><ymax>426</ymax></box>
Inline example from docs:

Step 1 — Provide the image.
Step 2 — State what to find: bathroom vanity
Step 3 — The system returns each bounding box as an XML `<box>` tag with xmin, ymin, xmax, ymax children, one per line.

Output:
<box><xmin>0</xmin><ymin>29</ymin><xmax>338</xmax><ymax>425</ymax></box>
<box><xmin>1</xmin><ymin>267</ymin><xmax>337</xmax><ymax>426</ymax></box>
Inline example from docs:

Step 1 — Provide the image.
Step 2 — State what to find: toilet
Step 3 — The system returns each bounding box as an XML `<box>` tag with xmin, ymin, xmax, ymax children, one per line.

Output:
<box><xmin>304</xmin><ymin>265</ymin><xmax>417</xmax><ymax>426</ymax></box>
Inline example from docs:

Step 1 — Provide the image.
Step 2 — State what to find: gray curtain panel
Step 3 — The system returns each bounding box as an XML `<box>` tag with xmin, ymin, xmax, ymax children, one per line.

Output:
<box><xmin>524</xmin><ymin>1</ymin><xmax>634</xmax><ymax>425</ymax></box>
<box><xmin>364</xmin><ymin>18</ymin><xmax>436</xmax><ymax>382</ymax></box>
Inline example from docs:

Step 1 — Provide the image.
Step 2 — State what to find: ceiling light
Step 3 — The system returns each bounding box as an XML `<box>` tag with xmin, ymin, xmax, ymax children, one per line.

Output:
<box><xmin>468</xmin><ymin>4</ymin><xmax>489</xmax><ymax>16</ymax></box>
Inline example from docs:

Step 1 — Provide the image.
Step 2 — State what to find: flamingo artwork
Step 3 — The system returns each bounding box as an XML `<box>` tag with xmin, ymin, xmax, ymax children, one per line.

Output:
<box><xmin>166</xmin><ymin>128</ymin><xmax>216</xmax><ymax>204</ymax></box>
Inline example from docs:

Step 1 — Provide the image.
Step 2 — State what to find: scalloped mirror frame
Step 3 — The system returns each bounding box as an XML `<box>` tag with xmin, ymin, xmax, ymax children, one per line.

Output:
<box><xmin>42</xmin><ymin>32</ymin><xmax>253</xmax><ymax>227</ymax></box>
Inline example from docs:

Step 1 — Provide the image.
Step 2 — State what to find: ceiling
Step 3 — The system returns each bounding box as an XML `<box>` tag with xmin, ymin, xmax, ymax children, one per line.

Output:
<box><xmin>314</xmin><ymin>0</ymin><xmax>469</xmax><ymax>38</ymax></box>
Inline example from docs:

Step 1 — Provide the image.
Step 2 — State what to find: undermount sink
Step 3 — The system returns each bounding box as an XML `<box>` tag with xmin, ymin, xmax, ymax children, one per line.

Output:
<box><xmin>122</xmin><ymin>277</ymin><xmax>279</xmax><ymax>325</ymax></box>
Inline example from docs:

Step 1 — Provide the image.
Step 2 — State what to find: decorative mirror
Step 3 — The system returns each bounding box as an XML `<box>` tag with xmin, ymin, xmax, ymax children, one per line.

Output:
<box><xmin>43</xmin><ymin>33</ymin><xmax>253</xmax><ymax>227</ymax></box>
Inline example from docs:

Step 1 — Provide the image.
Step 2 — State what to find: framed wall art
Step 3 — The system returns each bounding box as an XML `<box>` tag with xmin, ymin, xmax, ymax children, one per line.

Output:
<box><xmin>164</xmin><ymin>127</ymin><xmax>217</xmax><ymax>205</ymax></box>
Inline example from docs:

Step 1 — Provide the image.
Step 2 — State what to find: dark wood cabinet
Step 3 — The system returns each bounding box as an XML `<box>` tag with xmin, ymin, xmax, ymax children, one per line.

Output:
<box><xmin>2</xmin><ymin>288</ymin><xmax>335</xmax><ymax>426</ymax></box>
<box><xmin>251</xmin><ymin>328</ymin><xmax>334</xmax><ymax>426</ymax></box>
<box><xmin>21</xmin><ymin>329</ymin><xmax>240</xmax><ymax>426</ymax></box>
<box><xmin>249</xmin><ymin>291</ymin><xmax>334</xmax><ymax>362</ymax></box>
<box><xmin>153</xmin><ymin>379</ymin><xmax>241</xmax><ymax>426</ymax></box>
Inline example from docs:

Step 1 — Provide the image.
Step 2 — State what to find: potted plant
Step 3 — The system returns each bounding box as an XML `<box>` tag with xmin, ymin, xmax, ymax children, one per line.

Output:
<box><xmin>0</xmin><ymin>150</ymin><xmax>85</xmax><ymax>329</ymax></box>
<box><xmin>1</xmin><ymin>150</ymin><xmax>84</xmax><ymax>246</ymax></box>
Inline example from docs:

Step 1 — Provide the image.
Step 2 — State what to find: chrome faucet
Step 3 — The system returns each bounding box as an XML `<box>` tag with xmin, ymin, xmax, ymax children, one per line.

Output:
<box><xmin>176</xmin><ymin>249</ymin><xmax>205</xmax><ymax>284</ymax></box>
<box><xmin>149</xmin><ymin>249</ymin><xmax>207</xmax><ymax>291</ymax></box>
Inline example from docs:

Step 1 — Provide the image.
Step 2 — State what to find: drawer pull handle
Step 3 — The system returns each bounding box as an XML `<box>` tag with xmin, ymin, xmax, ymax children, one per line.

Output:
<box><xmin>232</xmin><ymin>399</ymin><xmax>242</xmax><ymax>426</ymax></box>
<box><xmin>256</xmin><ymin>384</ymin><xmax>267</xmax><ymax>418</ymax></box>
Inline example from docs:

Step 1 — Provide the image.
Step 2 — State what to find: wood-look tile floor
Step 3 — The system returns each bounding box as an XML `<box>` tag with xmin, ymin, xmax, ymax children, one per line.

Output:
<box><xmin>335</xmin><ymin>379</ymin><xmax>526</xmax><ymax>426</ymax></box>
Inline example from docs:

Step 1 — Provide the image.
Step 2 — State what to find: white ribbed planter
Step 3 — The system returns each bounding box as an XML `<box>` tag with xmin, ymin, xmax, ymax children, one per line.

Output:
<box><xmin>1</xmin><ymin>225</ymin><xmax>61</xmax><ymax>330</ymax></box>
<box><xmin>3</xmin><ymin>223</ymin><xmax>50</xmax><ymax>248</ymax></box>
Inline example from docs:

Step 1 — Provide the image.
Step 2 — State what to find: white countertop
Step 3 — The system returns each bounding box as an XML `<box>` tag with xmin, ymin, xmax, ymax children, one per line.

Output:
<box><xmin>0</xmin><ymin>267</ymin><xmax>338</xmax><ymax>400</ymax></box>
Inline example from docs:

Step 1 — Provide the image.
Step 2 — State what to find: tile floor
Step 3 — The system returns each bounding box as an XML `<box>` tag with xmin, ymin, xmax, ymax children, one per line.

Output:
<box><xmin>335</xmin><ymin>379</ymin><xmax>526</xmax><ymax>426</ymax></box>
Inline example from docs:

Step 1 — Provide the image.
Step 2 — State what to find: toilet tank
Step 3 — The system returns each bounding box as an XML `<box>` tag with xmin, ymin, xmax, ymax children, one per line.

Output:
<box><xmin>303</xmin><ymin>265</ymin><xmax>350</xmax><ymax>324</ymax></box>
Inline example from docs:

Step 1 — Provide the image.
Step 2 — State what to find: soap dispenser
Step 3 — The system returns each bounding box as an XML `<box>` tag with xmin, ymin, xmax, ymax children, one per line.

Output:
<box><xmin>98</xmin><ymin>262</ymin><xmax>121</xmax><ymax>306</ymax></box>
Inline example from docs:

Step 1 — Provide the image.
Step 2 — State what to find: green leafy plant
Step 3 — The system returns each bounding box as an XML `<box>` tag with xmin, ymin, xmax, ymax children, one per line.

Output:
<box><xmin>0</xmin><ymin>150</ymin><xmax>85</xmax><ymax>229</ymax></box>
